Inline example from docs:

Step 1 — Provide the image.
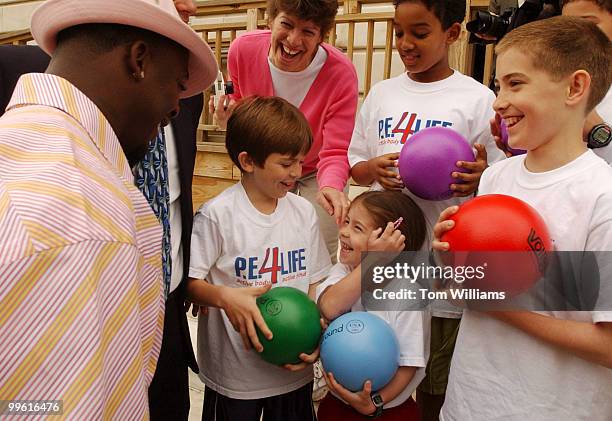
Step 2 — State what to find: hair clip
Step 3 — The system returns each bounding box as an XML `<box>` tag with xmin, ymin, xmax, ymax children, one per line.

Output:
<box><xmin>392</xmin><ymin>217</ymin><xmax>403</xmax><ymax>230</ymax></box>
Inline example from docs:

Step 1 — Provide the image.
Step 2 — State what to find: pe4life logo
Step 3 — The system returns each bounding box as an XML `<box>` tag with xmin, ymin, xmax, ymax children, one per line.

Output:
<box><xmin>234</xmin><ymin>247</ymin><xmax>306</xmax><ymax>284</ymax></box>
<box><xmin>379</xmin><ymin>112</ymin><xmax>453</xmax><ymax>144</ymax></box>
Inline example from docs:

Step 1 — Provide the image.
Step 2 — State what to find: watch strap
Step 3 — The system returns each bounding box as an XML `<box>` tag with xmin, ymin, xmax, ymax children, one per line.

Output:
<box><xmin>368</xmin><ymin>392</ymin><xmax>384</xmax><ymax>418</ymax></box>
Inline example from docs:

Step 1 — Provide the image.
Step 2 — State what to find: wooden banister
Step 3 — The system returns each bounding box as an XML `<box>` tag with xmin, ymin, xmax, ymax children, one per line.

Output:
<box><xmin>0</xmin><ymin>0</ymin><xmax>494</xmax><ymax>209</ymax></box>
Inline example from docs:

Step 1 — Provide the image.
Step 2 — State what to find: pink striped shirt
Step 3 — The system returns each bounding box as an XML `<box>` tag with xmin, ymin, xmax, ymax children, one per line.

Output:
<box><xmin>0</xmin><ymin>73</ymin><xmax>164</xmax><ymax>420</ymax></box>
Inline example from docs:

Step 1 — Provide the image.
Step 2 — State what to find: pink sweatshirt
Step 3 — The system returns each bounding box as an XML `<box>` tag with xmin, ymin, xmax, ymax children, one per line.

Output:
<box><xmin>228</xmin><ymin>30</ymin><xmax>358</xmax><ymax>191</ymax></box>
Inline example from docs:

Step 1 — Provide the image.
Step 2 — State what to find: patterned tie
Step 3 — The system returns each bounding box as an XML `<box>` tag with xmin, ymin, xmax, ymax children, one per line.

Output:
<box><xmin>133</xmin><ymin>128</ymin><xmax>172</xmax><ymax>298</ymax></box>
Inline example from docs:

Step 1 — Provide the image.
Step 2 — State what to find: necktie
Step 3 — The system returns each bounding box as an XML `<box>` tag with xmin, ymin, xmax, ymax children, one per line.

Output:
<box><xmin>133</xmin><ymin>128</ymin><xmax>172</xmax><ymax>298</ymax></box>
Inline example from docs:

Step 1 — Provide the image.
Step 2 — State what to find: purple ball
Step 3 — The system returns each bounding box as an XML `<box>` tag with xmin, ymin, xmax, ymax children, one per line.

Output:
<box><xmin>398</xmin><ymin>127</ymin><xmax>474</xmax><ymax>201</ymax></box>
<box><xmin>500</xmin><ymin>120</ymin><xmax>526</xmax><ymax>156</ymax></box>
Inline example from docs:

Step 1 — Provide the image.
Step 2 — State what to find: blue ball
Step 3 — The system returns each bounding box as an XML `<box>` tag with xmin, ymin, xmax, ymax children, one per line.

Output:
<box><xmin>320</xmin><ymin>311</ymin><xmax>400</xmax><ymax>392</ymax></box>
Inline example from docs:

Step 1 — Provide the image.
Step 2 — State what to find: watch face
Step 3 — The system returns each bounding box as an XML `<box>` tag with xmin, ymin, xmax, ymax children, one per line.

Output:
<box><xmin>591</xmin><ymin>125</ymin><xmax>612</xmax><ymax>148</ymax></box>
<box><xmin>372</xmin><ymin>394</ymin><xmax>384</xmax><ymax>406</ymax></box>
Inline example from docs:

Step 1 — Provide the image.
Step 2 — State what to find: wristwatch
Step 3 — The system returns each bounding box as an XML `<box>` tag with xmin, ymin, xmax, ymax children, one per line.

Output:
<box><xmin>368</xmin><ymin>392</ymin><xmax>384</xmax><ymax>418</ymax></box>
<box><xmin>587</xmin><ymin>123</ymin><xmax>612</xmax><ymax>149</ymax></box>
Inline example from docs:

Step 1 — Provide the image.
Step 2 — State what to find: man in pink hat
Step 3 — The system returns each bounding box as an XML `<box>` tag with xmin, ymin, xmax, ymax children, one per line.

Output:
<box><xmin>0</xmin><ymin>0</ymin><xmax>216</xmax><ymax>419</ymax></box>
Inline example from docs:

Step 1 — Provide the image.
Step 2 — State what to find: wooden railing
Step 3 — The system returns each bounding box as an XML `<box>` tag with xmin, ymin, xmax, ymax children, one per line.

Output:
<box><xmin>0</xmin><ymin>0</ymin><xmax>494</xmax><ymax>209</ymax></box>
<box><xmin>0</xmin><ymin>29</ymin><xmax>31</xmax><ymax>44</ymax></box>
<box><xmin>188</xmin><ymin>0</ymin><xmax>493</xmax><ymax>208</ymax></box>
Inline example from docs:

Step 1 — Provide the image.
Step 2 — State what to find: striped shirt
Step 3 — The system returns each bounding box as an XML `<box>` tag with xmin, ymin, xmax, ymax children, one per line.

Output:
<box><xmin>0</xmin><ymin>73</ymin><xmax>164</xmax><ymax>420</ymax></box>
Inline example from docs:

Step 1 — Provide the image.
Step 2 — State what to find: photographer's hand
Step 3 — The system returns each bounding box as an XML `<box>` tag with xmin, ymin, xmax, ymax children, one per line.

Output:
<box><xmin>208</xmin><ymin>94</ymin><xmax>237</xmax><ymax>130</ymax></box>
<box><xmin>491</xmin><ymin>113</ymin><xmax>513</xmax><ymax>158</ymax></box>
<box><xmin>452</xmin><ymin>144</ymin><xmax>488</xmax><ymax>196</ymax></box>
<box><xmin>474</xmin><ymin>32</ymin><xmax>499</xmax><ymax>42</ymax></box>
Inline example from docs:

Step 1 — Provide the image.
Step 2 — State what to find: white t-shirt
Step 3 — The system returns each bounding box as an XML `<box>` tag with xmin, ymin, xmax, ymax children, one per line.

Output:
<box><xmin>268</xmin><ymin>45</ymin><xmax>327</xmax><ymax>108</ymax></box>
<box><xmin>593</xmin><ymin>87</ymin><xmax>612</xmax><ymax>164</ymax></box>
<box><xmin>348</xmin><ymin>70</ymin><xmax>504</xmax><ymax>243</ymax></box>
<box><xmin>164</xmin><ymin>125</ymin><xmax>183</xmax><ymax>294</ymax></box>
<box><xmin>441</xmin><ymin>151</ymin><xmax>612</xmax><ymax>421</ymax></box>
<box><xmin>348</xmin><ymin>71</ymin><xmax>504</xmax><ymax>317</ymax></box>
<box><xmin>316</xmin><ymin>263</ymin><xmax>430</xmax><ymax>408</ymax></box>
<box><xmin>189</xmin><ymin>182</ymin><xmax>332</xmax><ymax>399</ymax></box>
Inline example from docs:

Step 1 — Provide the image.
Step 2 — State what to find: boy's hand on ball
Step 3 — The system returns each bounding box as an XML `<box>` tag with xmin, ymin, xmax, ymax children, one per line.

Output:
<box><xmin>432</xmin><ymin>206</ymin><xmax>459</xmax><ymax>251</ymax></box>
<box><xmin>451</xmin><ymin>144</ymin><xmax>488</xmax><ymax>197</ymax></box>
<box><xmin>323</xmin><ymin>371</ymin><xmax>376</xmax><ymax>415</ymax></box>
<box><xmin>282</xmin><ymin>349</ymin><xmax>319</xmax><ymax>371</ymax></box>
<box><xmin>367</xmin><ymin>153</ymin><xmax>404</xmax><ymax>190</ymax></box>
<box><xmin>282</xmin><ymin>318</ymin><xmax>327</xmax><ymax>371</ymax></box>
<box><xmin>219</xmin><ymin>284</ymin><xmax>273</xmax><ymax>351</ymax></box>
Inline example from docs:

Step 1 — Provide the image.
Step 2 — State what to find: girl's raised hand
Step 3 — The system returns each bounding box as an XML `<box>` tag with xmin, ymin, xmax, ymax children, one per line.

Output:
<box><xmin>367</xmin><ymin>221</ymin><xmax>405</xmax><ymax>253</ymax></box>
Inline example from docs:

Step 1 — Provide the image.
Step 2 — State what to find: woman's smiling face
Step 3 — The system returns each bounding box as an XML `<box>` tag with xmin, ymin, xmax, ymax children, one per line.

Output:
<box><xmin>268</xmin><ymin>12</ymin><xmax>323</xmax><ymax>72</ymax></box>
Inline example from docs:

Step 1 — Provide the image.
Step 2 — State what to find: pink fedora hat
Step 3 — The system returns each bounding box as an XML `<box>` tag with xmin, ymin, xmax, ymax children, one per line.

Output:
<box><xmin>30</xmin><ymin>0</ymin><xmax>218</xmax><ymax>98</ymax></box>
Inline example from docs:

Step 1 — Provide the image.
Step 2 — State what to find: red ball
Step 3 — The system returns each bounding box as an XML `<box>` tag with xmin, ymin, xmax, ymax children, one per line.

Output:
<box><xmin>440</xmin><ymin>194</ymin><xmax>552</xmax><ymax>296</ymax></box>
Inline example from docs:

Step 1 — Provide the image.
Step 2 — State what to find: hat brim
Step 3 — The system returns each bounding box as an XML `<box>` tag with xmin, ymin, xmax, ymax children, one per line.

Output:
<box><xmin>31</xmin><ymin>0</ymin><xmax>218</xmax><ymax>98</ymax></box>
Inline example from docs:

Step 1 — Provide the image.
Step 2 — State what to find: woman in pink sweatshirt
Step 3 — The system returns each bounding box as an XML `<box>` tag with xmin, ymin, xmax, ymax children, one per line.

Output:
<box><xmin>213</xmin><ymin>0</ymin><xmax>359</xmax><ymax>262</ymax></box>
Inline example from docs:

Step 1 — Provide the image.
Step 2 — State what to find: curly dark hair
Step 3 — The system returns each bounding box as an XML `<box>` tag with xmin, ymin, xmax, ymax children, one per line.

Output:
<box><xmin>392</xmin><ymin>0</ymin><xmax>467</xmax><ymax>30</ymax></box>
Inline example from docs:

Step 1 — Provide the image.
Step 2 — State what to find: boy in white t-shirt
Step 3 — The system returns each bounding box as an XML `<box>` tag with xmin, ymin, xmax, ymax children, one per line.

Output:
<box><xmin>348</xmin><ymin>0</ymin><xmax>505</xmax><ymax>233</ymax></box>
<box><xmin>434</xmin><ymin>16</ymin><xmax>612</xmax><ymax>420</ymax></box>
<box><xmin>498</xmin><ymin>1</ymin><xmax>612</xmax><ymax>162</ymax></box>
<box><xmin>347</xmin><ymin>1</ymin><xmax>504</xmax><ymax>419</ymax></box>
<box><xmin>186</xmin><ymin>96</ymin><xmax>332</xmax><ymax>421</ymax></box>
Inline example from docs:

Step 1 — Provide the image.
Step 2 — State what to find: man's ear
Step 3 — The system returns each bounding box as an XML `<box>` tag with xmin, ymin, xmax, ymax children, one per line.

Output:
<box><xmin>126</xmin><ymin>40</ymin><xmax>149</xmax><ymax>81</ymax></box>
<box><xmin>566</xmin><ymin>70</ymin><xmax>591</xmax><ymax>108</ymax></box>
<box><xmin>446</xmin><ymin>22</ymin><xmax>462</xmax><ymax>45</ymax></box>
<box><xmin>238</xmin><ymin>151</ymin><xmax>256</xmax><ymax>173</ymax></box>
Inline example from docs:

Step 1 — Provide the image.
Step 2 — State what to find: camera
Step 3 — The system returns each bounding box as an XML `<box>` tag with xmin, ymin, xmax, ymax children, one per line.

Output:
<box><xmin>213</xmin><ymin>71</ymin><xmax>234</xmax><ymax>109</ymax></box>
<box><xmin>466</xmin><ymin>0</ymin><xmax>544</xmax><ymax>44</ymax></box>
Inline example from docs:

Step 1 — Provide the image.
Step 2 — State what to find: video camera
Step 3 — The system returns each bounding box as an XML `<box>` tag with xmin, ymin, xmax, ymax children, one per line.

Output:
<box><xmin>466</xmin><ymin>0</ymin><xmax>544</xmax><ymax>44</ymax></box>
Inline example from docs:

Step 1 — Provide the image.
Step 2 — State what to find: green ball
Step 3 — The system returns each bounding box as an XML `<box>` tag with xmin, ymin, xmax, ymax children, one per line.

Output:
<box><xmin>255</xmin><ymin>287</ymin><xmax>322</xmax><ymax>365</ymax></box>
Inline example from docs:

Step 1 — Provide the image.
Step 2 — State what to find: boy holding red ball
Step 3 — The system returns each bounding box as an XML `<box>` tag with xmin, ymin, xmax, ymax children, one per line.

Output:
<box><xmin>347</xmin><ymin>1</ymin><xmax>505</xmax><ymax>418</ymax></box>
<box><xmin>434</xmin><ymin>16</ymin><xmax>612</xmax><ymax>420</ymax></box>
